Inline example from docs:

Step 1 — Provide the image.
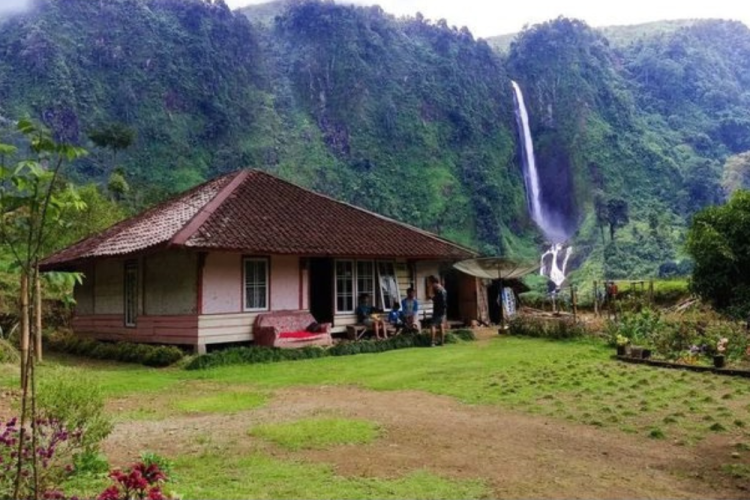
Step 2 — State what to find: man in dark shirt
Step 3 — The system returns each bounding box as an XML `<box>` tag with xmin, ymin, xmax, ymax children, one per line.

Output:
<box><xmin>428</xmin><ymin>275</ymin><xmax>447</xmax><ymax>346</ymax></box>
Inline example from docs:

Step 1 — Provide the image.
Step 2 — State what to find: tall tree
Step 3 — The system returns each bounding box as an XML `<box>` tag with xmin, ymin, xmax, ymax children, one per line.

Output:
<box><xmin>606</xmin><ymin>197</ymin><xmax>629</xmax><ymax>241</ymax></box>
<box><xmin>686</xmin><ymin>189</ymin><xmax>750</xmax><ymax>315</ymax></box>
<box><xmin>0</xmin><ymin>120</ymin><xmax>86</xmax><ymax>498</ymax></box>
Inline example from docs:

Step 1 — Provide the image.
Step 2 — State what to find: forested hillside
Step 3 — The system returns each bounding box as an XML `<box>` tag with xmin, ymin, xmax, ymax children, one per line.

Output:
<box><xmin>1</xmin><ymin>0</ymin><xmax>750</xmax><ymax>281</ymax></box>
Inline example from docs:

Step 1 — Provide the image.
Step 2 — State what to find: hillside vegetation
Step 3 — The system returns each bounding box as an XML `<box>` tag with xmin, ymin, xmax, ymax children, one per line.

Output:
<box><xmin>1</xmin><ymin>0</ymin><xmax>750</xmax><ymax>282</ymax></box>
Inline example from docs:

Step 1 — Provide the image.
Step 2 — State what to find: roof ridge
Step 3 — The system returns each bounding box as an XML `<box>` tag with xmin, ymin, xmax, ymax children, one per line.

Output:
<box><xmin>170</xmin><ymin>170</ymin><xmax>249</xmax><ymax>246</ymax></box>
<box><xmin>249</xmin><ymin>169</ymin><xmax>478</xmax><ymax>255</ymax></box>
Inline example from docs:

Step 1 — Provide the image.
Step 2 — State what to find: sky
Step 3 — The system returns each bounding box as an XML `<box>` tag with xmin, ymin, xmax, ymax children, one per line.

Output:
<box><xmin>225</xmin><ymin>0</ymin><xmax>750</xmax><ymax>37</ymax></box>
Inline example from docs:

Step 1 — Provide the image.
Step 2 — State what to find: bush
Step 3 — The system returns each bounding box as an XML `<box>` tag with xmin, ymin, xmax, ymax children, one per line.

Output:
<box><xmin>185</xmin><ymin>329</ymin><xmax>476</xmax><ymax>370</ymax></box>
<box><xmin>144</xmin><ymin>346</ymin><xmax>185</xmax><ymax>367</ymax></box>
<box><xmin>47</xmin><ymin>330</ymin><xmax>185</xmax><ymax>367</ymax></box>
<box><xmin>37</xmin><ymin>367</ymin><xmax>113</xmax><ymax>458</ymax></box>
<box><xmin>0</xmin><ymin>338</ymin><xmax>19</xmax><ymax>364</ymax></box>
<box><xmin>508</xmin><ymin>316</ymin><xmax>587</xmax><ymax>340</ymax></box>
<box><xmin>0</xmin><ymin>416</ymin><xmax>82</xmax><ymax>499</ymax></box>
<box><xmin>609</xmin><ymin>308</ymin><xmax>749</xmax><ymax>365</ymax></box>
<box><xmin>604</xmin><ymin>308</ymin><xmax>663</xmax><ymax>346</ymax></box>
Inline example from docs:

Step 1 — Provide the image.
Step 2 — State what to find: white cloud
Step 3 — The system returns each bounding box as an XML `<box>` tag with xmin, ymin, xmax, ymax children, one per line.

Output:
<box><xmin>0</xmin><ymin>0</ymin><xmax>34</xmax><ymax>16</ymax></box>
<box><xmin>226</xmin><ymin>0</ymin><xmax>750</xmax><ymax>38</ymax></box>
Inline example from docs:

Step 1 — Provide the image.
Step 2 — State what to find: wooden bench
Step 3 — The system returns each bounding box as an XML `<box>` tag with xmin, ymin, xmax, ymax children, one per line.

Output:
<box><xmin>346</xmin><ymin>324</ymin><xmax>368</xmax><ymax>340</ymax></box>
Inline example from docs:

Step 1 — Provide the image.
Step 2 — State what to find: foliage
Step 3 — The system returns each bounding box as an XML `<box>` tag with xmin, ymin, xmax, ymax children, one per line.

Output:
<box><xmin>507</xmin><ymin>316</ymin><xmax>588</xmax><ymax>340</ymax></box>
<box><xmin>36</xmin><ymin>368</ymin><xmax>113</xmax><ymax>457</ymax></box>
<box><xmin>185</xmin><ymin>329</ymin><xmax>476</xmax><ymax>370</ymax></box>
<box><xmin>0</xmin><ymin>416</ymin><xmax>82</xmax><ymax>499</ymax></box>
<box><xmin>608</xmin><ymin>308</ymin><xmax>749</xmax><ymax>365</ymax></box>
<box><xmin>686</xmin><ymin>190</ymin><xmax>750</xmax><ymax>316</ymax></box>
<box><xmin>88</xmin><ymin>124</ymin><xmax>135</xmax><ymax>156</ymax></box>
<box><xmin>139</xmin><ymin>453</ymin><xmax>174</xmax><ymax>483</ymax></box>
<box><xmin>46</xmin><ymin>331</ymin><xmax>184</xmax><ymax>367</ymax></box>
<box><xmin>97</xmin><ymin>461</ymin><xmax>170</xmax><ymax>500</ymax></box>
<box><xmin>0</xmin><ymin>0</ymin><xmax>532</xmax><ymax>255</ymax></box>
<box><xmin>0</xmin><ymin>338</ymin><xmax>19</xmax><ymax>364</ymax></box>
<box><xmin>604</xmin><ymin>308</ymin><xmax>663</xmax><ymax>347</ymax></box>
<box><xmin>721</xmin><ymin>151</ymin><xmax>750</xmax><ymax>197</ymax></box>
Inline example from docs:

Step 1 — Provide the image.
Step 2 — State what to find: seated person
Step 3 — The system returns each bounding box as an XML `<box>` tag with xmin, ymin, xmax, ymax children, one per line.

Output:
<box><xmin>387</xmin><ymin>302</ymin><xmax>404</xmax><ymax>334</ymax></box>
<box><xmin>355</xmin><ymin>293</ymin><xmax>386</xmax><ymax>340</ymax></box>
<box><xmin>401</xmin><ymin>287</ymin><xmax>421</xmax><ymax>331</ymax></box>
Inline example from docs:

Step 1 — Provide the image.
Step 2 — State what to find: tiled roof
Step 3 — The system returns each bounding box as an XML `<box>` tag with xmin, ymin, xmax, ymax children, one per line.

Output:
<box><xmin>41</xmin><ymin>174</ymin><xmax>235</xmax><ymax>268</ymax></box>
<box><xmin>42</xmin><ymin>169</ymin><xmax>476</xmax><ymax>269</ymax></box>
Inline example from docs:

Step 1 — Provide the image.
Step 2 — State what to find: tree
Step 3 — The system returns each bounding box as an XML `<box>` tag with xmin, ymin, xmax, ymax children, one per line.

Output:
<box><xmin>0</xmin><ymin>119</ymin><xmax>86</xmax><ymax>498</ymax></box>
<box><xmin>686</xmin><ymin>189</ymin><xmax>750</xmax><ymax>315</ymax></box>
<box><xmin>87</xmin><ymin>122</ymin><xmax>135</xmax><ymax>162</ymax></box>
<box><xmin>606</xmin><ymin>197</ymin><xmax>629</xmax><ymax>241</ymax></box>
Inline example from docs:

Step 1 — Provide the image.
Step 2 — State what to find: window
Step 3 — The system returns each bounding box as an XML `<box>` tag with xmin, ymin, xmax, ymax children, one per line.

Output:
<box><xmin>335</xmin><ymin>260</ymin><xmax>400</xmax><ymax>313</ymax></box>
<box><xmin>356</xmin><ymin>261</ymin><xmax>375</xmax><ymax>299</ymax></box>
<box><xmin>244</xmin><ymin>258</ymin><xmax>268</xmax><ymax>311</ymax></box>
<box><xmin>335</xmin><ymin>260</ymin><xmax>354</xmax><ymax>312</ymax></box>
<box><xmin>124</xmin><ymin>261</ymin><xmax>138</xmax><ymax>327</ymax></box>
<box><xmin>377</xmin><ymin>261</ymin><xmax>401</xmax><ymax>310</ymax></box>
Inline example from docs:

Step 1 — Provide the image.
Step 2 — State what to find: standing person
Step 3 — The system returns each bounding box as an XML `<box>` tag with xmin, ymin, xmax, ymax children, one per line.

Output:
<box><xmin>428</xmin><ymin>275</ymin><xmax>447</xmax><ymax>346</ymax></box>
<box><xmin>401</xmin><ymin>287</ymin><xmax>420</xmax><ymax>330</ymax></box>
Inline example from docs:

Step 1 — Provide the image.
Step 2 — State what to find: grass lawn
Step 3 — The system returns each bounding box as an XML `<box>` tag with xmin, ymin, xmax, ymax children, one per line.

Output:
<box><xmin>2</xmin><ymin>335</ymin><xmax>749</xmax><ymax>498</ymax></box>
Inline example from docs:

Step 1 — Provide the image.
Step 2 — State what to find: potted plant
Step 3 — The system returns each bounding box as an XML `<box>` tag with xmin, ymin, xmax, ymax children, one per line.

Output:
<box><xmin>714</xmin><ymin>338</ymin><xmax>728</xmax><ymax>368</ymax></box>
<box><xmin>616</xmin><ymin>334</ymin><xmax>629</xmax><ymax>356</ymax></box>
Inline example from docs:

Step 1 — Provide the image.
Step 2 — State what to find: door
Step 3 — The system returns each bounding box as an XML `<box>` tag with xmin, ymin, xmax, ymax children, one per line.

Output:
<box><xmin>308</xmin><ymin>258</ymin><xmax>334</xmax><ymax>323</ymax></box>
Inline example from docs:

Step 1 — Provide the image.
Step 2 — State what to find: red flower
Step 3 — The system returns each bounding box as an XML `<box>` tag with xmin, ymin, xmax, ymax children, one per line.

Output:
<box><xmin>97</xmin><ymin>485</ymin><xmax>120</xmax><ymax>500</ymax></box>
<box><xmin>147</xmin><ymin>487</ymin><xmax>166</xmax><ymax>500</ymax></box>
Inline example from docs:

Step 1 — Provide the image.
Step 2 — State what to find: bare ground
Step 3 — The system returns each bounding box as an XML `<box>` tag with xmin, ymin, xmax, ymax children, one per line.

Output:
<box><xmin>105</xmin><ymin>384</ymin><xmax>749</xmax><ymax>499</ymax></box>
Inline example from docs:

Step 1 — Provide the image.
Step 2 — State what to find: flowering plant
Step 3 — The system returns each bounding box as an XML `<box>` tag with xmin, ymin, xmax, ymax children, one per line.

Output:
<box><xmin>0</xmin><ymin>416</ymin><xmax>82</xmax><ymax>499</ymax></box>
<box><xmin>616</xmin><ymin>334</ymin><xmax>630</xmax><ymax>347</ymax></box>
<box><xmin>97</xmin><ymin>462</ymin><xmax>172</xmax><ymax>500</ymax></box>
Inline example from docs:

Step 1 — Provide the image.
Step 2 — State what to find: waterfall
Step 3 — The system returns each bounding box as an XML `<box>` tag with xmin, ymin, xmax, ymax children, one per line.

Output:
<box><xmin>511</xmin><ymin>80</ymin><xmax>572</xmax><ymax>289</ymax></box>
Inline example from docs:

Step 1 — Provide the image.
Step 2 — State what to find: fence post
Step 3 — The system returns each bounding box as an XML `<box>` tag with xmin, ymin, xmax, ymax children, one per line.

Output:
<box><xmin>571</xmin><ymin>285</ymin><xmax>578</xmax><ymax>321</ymax></box>
<box><xmin>593</xmin><ymin>280</ymin><xmax>599</xmax><ymax>316</ymax></box>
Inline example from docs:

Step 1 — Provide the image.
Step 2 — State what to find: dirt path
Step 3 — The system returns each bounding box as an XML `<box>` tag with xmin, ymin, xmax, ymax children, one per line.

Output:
<box><xmin>106</xmin><ymin>385</ymin><xmax>747</xmax><ymax>499</ymax></box>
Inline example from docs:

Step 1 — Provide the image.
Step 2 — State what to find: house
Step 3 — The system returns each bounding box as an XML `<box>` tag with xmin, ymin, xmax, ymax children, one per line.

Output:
<box><xmin>41</xmin><ymin>169</ymin><xmax>480</xmax><ymax>353</ymax></box>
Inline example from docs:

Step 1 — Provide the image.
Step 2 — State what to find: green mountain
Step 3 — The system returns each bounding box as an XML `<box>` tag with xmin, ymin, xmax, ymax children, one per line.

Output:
<box><xmin>1</xmin><ymin>0</ymin><xmax>750</xmax><ymax>281</ymax></box>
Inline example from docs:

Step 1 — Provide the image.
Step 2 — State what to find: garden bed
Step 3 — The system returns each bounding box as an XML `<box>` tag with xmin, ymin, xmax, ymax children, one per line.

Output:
<box><xmin>616</xmin><ymin>354</ymin><xmax>750</xmax><ymax>378</ymax></box>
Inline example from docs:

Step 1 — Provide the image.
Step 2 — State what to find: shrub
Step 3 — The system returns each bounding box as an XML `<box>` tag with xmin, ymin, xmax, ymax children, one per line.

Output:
<box><xmin>98</xmin><ymin>461</ymin><xmax>171</xmax><ymax>500</ymax></box>
<box><xmin>140</xmin><ymin>452</ymin><xmax>174</xmax><ymax>480</ymax></box>
<box><xmin>185</xmin><ymin>329</ymin><xmax>476</xmax><ymax>370</ymax></box>
<box><xmin>508</xmin><ymin>316</ymin><xmax>586</xmax><ymax>339</ymax></box>
<box><xmin>37</xmin><ymin>367</ymin><xmax>113</xmax><ymax>459</ymax></box>
<box><xmin>47</xmin><ymin>331</ymin><xmax>184</xmax><ymax>367</ymax></box>
<box><xmin>604</xmin><ymin>308</ymin><xmax>663</xmax><ymax>347</ymax></box>
<box><xmin>0</xmin><ymin>338</ymin><xmax>19</xmax><ymax>364</ymax></box>
<box><xmin>0</xmin><ymin>417</ymin><xmax>82</xmax><ymax>499</ymax></box>
<box><xmin>143</xmin><ymin>346</ymin><xmax>185</xmax><ymax>367</ymax></box>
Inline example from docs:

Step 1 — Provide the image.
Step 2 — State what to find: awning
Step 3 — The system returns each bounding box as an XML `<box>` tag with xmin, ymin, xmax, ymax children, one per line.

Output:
<box><xmin>453</xmin><ymin>257</ymin><xmax>539</xmax><ymax>280</ymax></box>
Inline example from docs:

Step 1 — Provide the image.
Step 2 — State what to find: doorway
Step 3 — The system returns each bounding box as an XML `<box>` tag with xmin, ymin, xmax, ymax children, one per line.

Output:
<box><xmin>308</xmin><ymin>258</ymin><xmax>334</xmax><ymax>323</ymax></box>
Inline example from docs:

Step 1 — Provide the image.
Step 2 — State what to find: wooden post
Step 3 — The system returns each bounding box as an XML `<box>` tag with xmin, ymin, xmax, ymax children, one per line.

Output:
<box><xmin>571</xmin><ymin>285</ymin><xmax>578</xmax><ymax>320</ymax></box>
<box><xmin>34</xmin><ymin>266</ymin><xmax>42</xmax><ymax>362</ymax></box>
<box><xmin>649</xmin><ymin>279</ymin><xmax>654</xmax><ymax>305</ymax></box>
<box><xmin>593</xmin><ymin>281</ymin><xmax>599</xmax><ymax>316</ymax></box>
<box><xmin>19</xmin><ymin>272</ymin><xmax>29</xmax><ymax>389</ymax></box>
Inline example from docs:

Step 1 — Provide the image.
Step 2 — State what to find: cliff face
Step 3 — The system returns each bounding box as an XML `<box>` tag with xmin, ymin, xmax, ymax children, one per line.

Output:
<box><xmin>2</xmin><ymin>1</ymin><xmax>750</xmax><ymax>277</ymax></box>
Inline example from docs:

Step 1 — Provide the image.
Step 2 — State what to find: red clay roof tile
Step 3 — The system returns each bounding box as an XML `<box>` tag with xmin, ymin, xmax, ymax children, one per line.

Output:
<box><xmin>41</xmin><ymin>169</ymin><xmax>476</xmax><ymax>269</ymax></box>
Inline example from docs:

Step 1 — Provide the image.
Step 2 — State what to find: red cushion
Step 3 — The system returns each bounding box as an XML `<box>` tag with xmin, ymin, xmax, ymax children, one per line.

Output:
<box><xmin>279</xmin><ymin>331</ymin><xmax>318</xmax><ymax>339</ymax></box>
